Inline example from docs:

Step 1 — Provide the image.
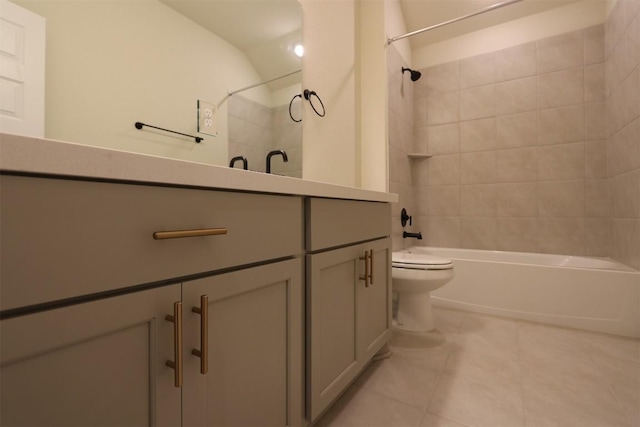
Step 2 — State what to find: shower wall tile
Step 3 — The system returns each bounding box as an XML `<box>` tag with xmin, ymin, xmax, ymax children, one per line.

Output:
<box><xmin>414</xmin><ymin>95</ymin><xmax>427</xmax><ymax>128</ymax></box>
<box><xmin>610</xmin><ymin>219</ymin><xmax>640</xmax><ymax>270</ymax></box>
<box><xmin>414</xmin><ymin>126</ymin><xmax>428</xmax><ymax>153</ymax></box>
<box><xmin>389</xmin><ymin>144</ymin><xmax>412</xmax><ymax>185</ymax></box>
<box><xmin>427</xmin><ymin>123</ymin><xmax>460</xmax><ymax>155</ymax></box>
<box><xmin>497</xmin><ymin>217</ymin><xmax>539</xmax><ymax>252</ymax></box>
<box><xmin>585</xmin><ymin>102</ymin><xmax>607</xmax><ymax>140</ymax></box>
<box><xmin>496</xmin><ymin>112</ymin><xmax>538</xmax><ymax>148</ymax></box>
<box><xmin>538</xmin><ymin>142</ymin><xmax>585</xmax><ymax>181</ymax></box>
<box><xmin>585</xmin><ymin>140</ymin><xmax>608</xmax><ymax>179</ymax></box>
<box><xmin>583</xmin><ymin>218</ymin><xmax>610</xmax><ymax>257</ymax></box>
<box><xmin>460</xmin><ymin>151</ymin><xmax>497</xmax><ymax>184</ymax></box>
<box><xmin>425</xmin><ymin>62</ymin><xmax>459</xmax><ymax>94</ymax></box>
<box><xmin>495</xmin><ymin>147</ymin><xmax>538</xmax><ymax>183</ymax></box>
<box><xmin>585</xmin><ymin>179</ymin><xmax>610</xmax><ymax>218</ymax></box>
<box><xmin>537</xmin><ymin>218</ymin><xmax>585</xmax><ymax>255</ymax></box>
<box><xmin>495</xmin><ymin>42</ymin><xmax>537</xmax><ymax>81</ymax></box>
<box><xmin>423</xmin><ymin>217</ymin><xmax>461</xmax><ymax>248</ymax></box>
<box><xmin>412</xmin><ymin>157</ymin><xmax>430</xmax><ymax>186</ymax></box>
<box><xmin>606</xmin><ymin>33</ymin><xmax>629</xmax><ymax>93</ymax></box>
<box><xmin>459</xmin><ymin>85</ymin><xmax>495</xmax><ymax>120</ymax></box>
<box><xmin>611</xmin><ymin>170</ymin><xmax>640</xmax><ymax>218</ymax></box>
<box><xmin>422</xmin><ymin>186</ymin><xmax>460</xmax><ymax>216</ymax></box>
<box><xmin>427</xmin><ymin>154</ymin><xmax>460</xmax><ymax>186</ymax></box>
<box><xmin>585</xmin><ymin>63</ymin><xmax>606</xmax><ymax>102</ymax></box>
<box><xmin>537</xmin><ymin>30</ymin><xmax>584</xmax><ymax>74</ymax></box>
<box><xmin>496</xmin><ymin>183</ymin><xmax>538</xmax><ymax>217</ymax></box>
<box><xmin>538</xmin><ymin>105</ymin><xmax>585</xmax><ymax>145</ymax></box>
<box><xmin>459</xmin><ymin>52</ymin><xmax>496</xmax><ymax>89</ymax></box>
<box><xmin>608</xmin><ymin>118</ymin><xmax>640</xmax><ymax>176</ymax></box>
<box><xmin>628</xmin><ymin>14</ymin><xmax>640</xmax><ymax>73</ymax></box>
<box><xmin>460</xmin><ymin>118</ymin><xmax>497</xmax><ymax>152</ymax></box>
<box><xmin>495</xmin><ymin>77</ymin><xmax>537</xmax><ymax>115</ymax></box>
<box><xmin>538</xmin><ymin>68</ymin><xmax>584</xmax><ymax>109</ymax></box>
<box><xmin>427</xmin><ymin>92</ymin><xmax>459</xmax><ymax>125</ymax></box>
<box><xmin>585</xmin><ymin>25</ymin><xmax>605</xmax><ymax>65</ymax></box>
<box><xmin>460</xmin><ymin>184</ymin><xmax>498</xmax><ymax>217</ymax></box>
<box><xmin>460</xmin><ymin>217</ymin><xmax>498</xmax><ymax>249</ymax></box>
<box><xmin>538</xmin><ymin>180</ymin><xmax>585</xmax><ymax>217</ymax></box>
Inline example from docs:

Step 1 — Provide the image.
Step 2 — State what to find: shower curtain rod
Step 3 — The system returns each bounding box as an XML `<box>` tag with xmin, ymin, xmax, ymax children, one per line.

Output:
<box><xmin>387</xmin><ymin>0</ymin><xmax>524</xmax><ymax>45</ymax></box>
<box><xmin>228</xmin><ymin>69</ymin><xmax>301</xmax><ymax>96</ymax></box>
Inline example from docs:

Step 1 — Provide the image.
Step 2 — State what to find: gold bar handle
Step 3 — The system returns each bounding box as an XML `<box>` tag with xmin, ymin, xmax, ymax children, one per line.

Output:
<box><xmin>166</xmin><ymin>302</ymin><xmax>183</xmax><ymax>388</ymax></box>
<box><xmin>191</xmin><ymin>295</ymin><xmax>209</xmax><ymax>375</ymax></box>
<box><xmin>153</xmin><ymin>228</ymin><xmax>228</xmax><ymax>240</ymax></box>
<box><xmin>369</xmin><ymin>249</ymin><xmax>374</xmax><ymax>285</ymax></box>
<box><xmin>359</xmin><ymin>251</ymin><xmax>370</xmax><ymax>287</ymax></box>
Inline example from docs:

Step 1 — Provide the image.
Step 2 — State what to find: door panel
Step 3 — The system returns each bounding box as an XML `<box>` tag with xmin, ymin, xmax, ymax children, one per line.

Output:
<box><xmin>307</xmin><ymin>245</ymin><xmax>362</xmax><ymax>422</ymax></box>
<box><xmin>358</xmin><ymin>238</ymin><xmax>392</xmax><ymax>360</ymax></box>
<box><xmin>0</xmin><ymin>0</ymin><xmax>45</xmax><ymax>137</ymax></box>
<box><xmin>183</xmin><ymin>258</ymin><xmax>302</xmax><ymax>427</ymax></box>
<box><xmin>0</xmin><ymin>285</ymin><xmax>181</xmax><ymax>426</ymax></box>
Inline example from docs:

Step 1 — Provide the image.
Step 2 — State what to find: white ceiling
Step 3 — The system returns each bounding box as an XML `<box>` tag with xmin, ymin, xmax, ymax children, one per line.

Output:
<box><xmin>396</xmin><ymin>0</ymin><xmax>582</xmax><ymax>49</ymax></box>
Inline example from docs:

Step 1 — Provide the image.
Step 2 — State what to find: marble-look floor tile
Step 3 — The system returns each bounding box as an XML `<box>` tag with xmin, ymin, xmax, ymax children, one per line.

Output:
<box><xmin>315</xmin><ymin>385</ymin><xmax>424</xmax><ymax>427</ymax></box>
<box><xmin>314</xmin><ymin>309</ymin><xmax>639</xmax><ymax>427</ymax></box>
<box><xmin>451</xmin><ymin>313</ymin><xmax>520</xmax><ymax>362</ymax></box>
<box><xmin>356</xmin><ymin>356</ymin><xmax>441</xmax><ymax>411</ymax></box>
<box><xmin>419</xmin><ymin>411</ymin><xmax>470</xmax><ymax>427</ymax></box>
<box><xmin>521</xmin><ymin>360</ymin><xmax>631</xmax><ymax>427</ymax></box>
<box><xmin>428</xmin><ymin>372</ymin><xmax>525</xmax><ymax>427</ymax></box>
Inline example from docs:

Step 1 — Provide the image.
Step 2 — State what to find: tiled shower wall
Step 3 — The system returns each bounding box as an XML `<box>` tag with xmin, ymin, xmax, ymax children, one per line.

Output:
<box><xmin>228</xmin><ymin>95</ymin><xmax>302</xmax><ymax>177</ymax></box>
<box><xmin>412</xmin><ymin>26</ymin><xmax>608</xmax><ymax>257</ymax></box>
<box><xmin>606</xmin><ymin>0</ymin><xmax>640</xmax><ymax>269</ymax></box>
<box><xmin>389</xmin><ymin>6</ymin><xmax>639</xmax><ymax>269</ymax></box>
<box><xmin>388</xmin><ymin>45</ymin><xmax>416</xmax><ymax>252</ymax></box>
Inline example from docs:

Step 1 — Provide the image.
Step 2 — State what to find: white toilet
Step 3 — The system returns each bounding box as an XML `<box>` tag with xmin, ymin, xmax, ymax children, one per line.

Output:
<box><xmin>392</xmin><ymin>250</ymin><xmax>454</xmax><ymax>332</ymax></box>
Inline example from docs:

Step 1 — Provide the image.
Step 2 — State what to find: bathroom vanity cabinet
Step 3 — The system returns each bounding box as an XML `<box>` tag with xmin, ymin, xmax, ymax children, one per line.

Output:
<box><xmin>0</xmin><ymin>134</ymin><xmax>397</xmax><ymax>427</ymax></box>
<box><xmin>306</xmin><ymin>198</ymin><xmax>392</xmax><ymax>422</ymax></box>
<box><xmin>0</xmin><ymin>174</ymin><xmax>304</xmax><ymax>426</ymax></box>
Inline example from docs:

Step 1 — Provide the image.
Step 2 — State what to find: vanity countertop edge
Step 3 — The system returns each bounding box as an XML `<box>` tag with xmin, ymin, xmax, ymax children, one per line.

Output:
<box><xmin>0</xmin><ymin>133</ymin><xmax>398</xmax><ymax>203</ymax></box>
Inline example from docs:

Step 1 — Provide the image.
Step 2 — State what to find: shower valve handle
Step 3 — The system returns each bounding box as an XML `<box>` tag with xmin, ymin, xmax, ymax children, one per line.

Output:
<box><xmin>401</xmin><ymin>208</ymin><xmax>412</xmax><ymax>227</ymax></box>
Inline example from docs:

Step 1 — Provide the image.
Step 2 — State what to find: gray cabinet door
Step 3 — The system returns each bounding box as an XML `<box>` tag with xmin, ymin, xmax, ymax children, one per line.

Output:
<box><xmin>182</xmin><ymin>258</ymin><xmax>303</xmax><ymax>427</ymax></box>
<box><xmin>307</xmin><ymin>238</ymin><xmax>392</xmax><ymax>422</ymax></box>
<box><xmin>358</xmin><ymin>238</ymin><xmax>392</xmax><ymax>362</ymax></box>
<box><xmin>307</xmin><ymin>245</ymin><xmax>365</xmax><ymax>422</ymax></box>
<box><xmin>0</xmin><ymin>285</ymin><xmax>182</xmax><ymax>426</ymax></box>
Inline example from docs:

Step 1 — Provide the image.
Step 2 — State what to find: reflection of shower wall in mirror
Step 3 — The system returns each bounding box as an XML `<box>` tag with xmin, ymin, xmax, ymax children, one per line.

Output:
<box><xmin>228</xmin><ymin>95</ymin><xmax>302</xmax><ymax>178</ymax></box>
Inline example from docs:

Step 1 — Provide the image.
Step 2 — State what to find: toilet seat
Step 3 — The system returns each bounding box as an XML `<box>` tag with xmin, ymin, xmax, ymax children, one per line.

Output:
<box><xmin>392</xmin><ymin>253</ymin><xmax>453</xmax><ymax>270</ymax></box>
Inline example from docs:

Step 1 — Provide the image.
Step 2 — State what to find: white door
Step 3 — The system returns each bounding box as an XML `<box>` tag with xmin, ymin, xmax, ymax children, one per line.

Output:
<box><xmin>0</xmin><ymin>0</ymin><xmax>45</xmax><ymax>138</ymax></box>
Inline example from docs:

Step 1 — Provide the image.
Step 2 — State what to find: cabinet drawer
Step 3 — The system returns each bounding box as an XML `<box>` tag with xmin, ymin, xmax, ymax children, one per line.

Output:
<box><xmin>0</xmin><ymin>175</ymin><xmax>303</xmax><ymax>311</ymax></box>
<box><xmin>306</xmin><ymin>198</ymin><xmax>390</xmax><ymax>251</ymax></box>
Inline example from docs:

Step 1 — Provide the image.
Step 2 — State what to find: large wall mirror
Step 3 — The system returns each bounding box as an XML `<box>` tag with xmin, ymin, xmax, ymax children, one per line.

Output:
<box><xmin>11</xmin><ymin>0</ymin><xmax>302</xmax><ymax>177</ymax></box>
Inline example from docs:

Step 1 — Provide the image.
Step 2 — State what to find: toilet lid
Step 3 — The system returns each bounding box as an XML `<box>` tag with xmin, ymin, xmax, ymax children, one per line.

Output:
<box><xmin>392</xmin><ymin>252</ymin><xmax>453</xmax><ymax>269</ymax></box>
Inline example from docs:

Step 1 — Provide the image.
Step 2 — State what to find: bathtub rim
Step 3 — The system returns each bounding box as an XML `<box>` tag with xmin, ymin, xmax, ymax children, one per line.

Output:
<box><xmin>402</xmin><ymin>246</ymin><xmax>638</xmax><ymax>273</ymax></box>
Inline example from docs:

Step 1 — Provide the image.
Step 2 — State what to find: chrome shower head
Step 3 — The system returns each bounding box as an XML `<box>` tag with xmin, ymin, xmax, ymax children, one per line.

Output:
<box><xmin>402</xmin><ymin>67</ymin><xmax>422</xmax><ymax>82</ymax></box>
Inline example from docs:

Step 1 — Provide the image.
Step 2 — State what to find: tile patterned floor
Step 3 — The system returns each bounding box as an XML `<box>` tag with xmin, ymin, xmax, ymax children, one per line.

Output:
<box><xmin>315</xmin><ymin>307</ymin><xmax>640</xmax><ymax>427</ymax></box>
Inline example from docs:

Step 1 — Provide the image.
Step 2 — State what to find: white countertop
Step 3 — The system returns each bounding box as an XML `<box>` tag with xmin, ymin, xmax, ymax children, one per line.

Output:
<box><xmin>0</xmin><ymin>133</ymin><xmax>398</xmax><ymax>203</ymax></box>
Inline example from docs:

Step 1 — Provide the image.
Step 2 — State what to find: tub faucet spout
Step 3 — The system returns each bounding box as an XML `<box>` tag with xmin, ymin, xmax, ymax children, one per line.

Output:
<box><xmin>403</xmin><ymin>231</ymin><xmax>423</xmax><ymax>240</ymax></box>
<box><xmin>266</xmin><ymin>150</ymin><xmax>288</xmax><ymax>173</ymax></box>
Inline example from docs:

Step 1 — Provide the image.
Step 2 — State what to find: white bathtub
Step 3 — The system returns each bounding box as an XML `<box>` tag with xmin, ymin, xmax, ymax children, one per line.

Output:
<box><xmin>402</xmin><ymin>246</ymin><xmax>640</xmax><ymax>338</ymax></box>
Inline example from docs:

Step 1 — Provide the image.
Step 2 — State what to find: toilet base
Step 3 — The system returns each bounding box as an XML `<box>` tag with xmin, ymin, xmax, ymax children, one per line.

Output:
<box><xmin>395</xmin><ymin>292</ymin><xmax>435</xmax><ymax>332</ymax></box>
